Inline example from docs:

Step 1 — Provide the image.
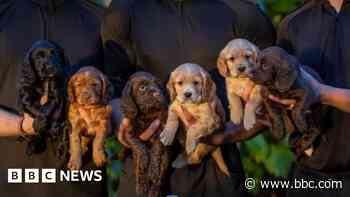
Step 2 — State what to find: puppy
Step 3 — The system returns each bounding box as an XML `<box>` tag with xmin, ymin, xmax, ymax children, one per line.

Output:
<box><xmin>217</xmin><ymin>38</ymin><xmax>263</xmax><ymax>130</ymax></box>
<box><xmin>160</xmin><ymin>63</ymin><xmax>230</xmax><ymax>176</ymax></box>
<box><xmin>117</xmin><ymin>72</ymin><xmax>170</xmax><ymax>197</ymax></box>
<box><xmin>67</xmin><ymin>66</ymin><xmax>113</xmax><ymax>170</ymax></box>
<box><xmin>251</xmin><ymin>47</ymin><xmax>322</xmax><ymax>157</ymax></box>
<box><xmin>18</xmin><ymin>40</ymin><xmax>67</xmax><ymax>156</ymax></box>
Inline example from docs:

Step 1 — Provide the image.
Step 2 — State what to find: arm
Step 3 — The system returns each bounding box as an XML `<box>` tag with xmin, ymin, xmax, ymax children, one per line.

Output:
<box><xmin>320</xmin><ymin>86</ymin><xmax>350</xmax><ymax>113</ymax></box>
<box><xmin>199</xmin><ymin>122</ymin><xmax>266</xmax><ymax>145</ymax></box>
<box><xmin>0</xmin><ymin>107</ymin><xmax>35</xmax><ymax>137</ymax></box>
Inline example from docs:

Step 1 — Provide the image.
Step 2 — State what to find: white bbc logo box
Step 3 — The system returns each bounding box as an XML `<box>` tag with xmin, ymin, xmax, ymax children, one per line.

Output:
<box><xmin>8</xmin><ymin>168</ymin><xmax>56</xmax><ymax>183</ymax></box>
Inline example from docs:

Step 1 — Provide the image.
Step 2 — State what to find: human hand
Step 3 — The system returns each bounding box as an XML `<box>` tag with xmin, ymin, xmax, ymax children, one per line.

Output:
<box><xmin>198</xmin><ymin>120</ymin><xmax>268</xmax><ymax>145</ymax></box>
<box><xmin>268</xmin><ymin>67</ymin><xmax>322</xmax><ymax>108</ymax></box>
<box><xmin>22</xmin><ymin>113</ymin><xmax>35</xmax><ymax>135</ymax></box>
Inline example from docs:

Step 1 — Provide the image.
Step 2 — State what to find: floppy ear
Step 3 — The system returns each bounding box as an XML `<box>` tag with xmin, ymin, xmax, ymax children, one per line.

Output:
<box><xmin>100</xmin><ymin>72</ymin><xmax>114</xmax><ymax>104</ymax></box>
<box><xmin>67</xmin><ymin>76</ymin><xmax>76</xmax><ymax>103</ymax></box>
<box><xmin>166</xmin><ymin>72</ymin><xmax>177</xmax><ymax>102</ymax></box>
<box><xmin>120</xmin><ymin>79</ymin><xmax>138</xmax><ymax>119</ymax></box>
<box><xmin>274</xmin><ymin>53</ymin><xmax>299</xmax><ymax>93</ymax></box>
<box><xmin>200</xmin><ymin>69</ymin><xmax>217</xmax><ymax>102</ymax></box>
<box><xmin>217</xmin><ymin>52</ymin><xmax>229</xmax><ymax>77</ymax></box>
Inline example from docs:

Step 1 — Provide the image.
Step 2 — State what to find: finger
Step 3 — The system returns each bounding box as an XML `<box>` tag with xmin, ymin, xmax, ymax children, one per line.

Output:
<box><xmin>117</xmin><ymin>118</ymin><xmax>131</xmax><ymax>147</ymax></box>
<box><xmin>139</xmin><ymin>119</ymin><xmax>161</xmax><ymax>141</ymax></box>
<box><xmin>268</xmin><ymin>94</ymin><xmax>296</xmax><ymax>108</ymax></box>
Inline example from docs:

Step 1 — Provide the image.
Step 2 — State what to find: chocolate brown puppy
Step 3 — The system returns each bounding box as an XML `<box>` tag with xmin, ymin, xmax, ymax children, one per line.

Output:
<box><xmin>67</xmin><ymin>66</ymin><xmax>113</xmax><ymax>170</ymax></box>
<box><xmin>117</xmin><ymin>72</ymin><xmax>170</xmax><ymax>197</ymax></box>
<box><xmin>251</xmin><ymin>46</ymin><xmax>322</xmax><ymax>157</ymax></box>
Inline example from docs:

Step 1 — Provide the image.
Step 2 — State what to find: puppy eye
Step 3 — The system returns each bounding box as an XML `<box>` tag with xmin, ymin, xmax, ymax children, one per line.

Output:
<box><xmin>193</xmin><ymin>81</ymin><xmax>199</xmax><ymax>86</ymax></box>
<box><xmin>229</xmin><ymin>57</ymin><xmax>235</xmax><ymax>61</ymax></box>
<box><xmin>262</xmin><ymin>63</ymin><xmax>269</xmax><ymax>70</ymax></box>
<box><xmin>177</xmin><ymin>81</ymin><xmax>183</xmax><ymax>86</ymax></box>
<box><xmin>139</xmin><ymin>85</ymin><xmax>147</xmax><ymax>91</ymax></box>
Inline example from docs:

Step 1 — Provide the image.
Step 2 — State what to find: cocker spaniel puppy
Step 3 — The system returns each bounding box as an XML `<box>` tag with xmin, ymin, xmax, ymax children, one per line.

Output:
<box><xmin>160</xmin><ymin>63</ymin><xmax>230</xmax><ymax>177</ymax></box>
<box><xmin>18</xmin><ymin>40</ymin><xmax>67</xmax><ymax>156</ymax></box>
<box><xmin>67</xmin><ymin>66</ymin><xmax>113</xmax><ymax>170</ymax></box>
<box><xmin>251</xmin><ymin>47</ymin><xmax>323</xmax><ymax>157</ymax></box>
<box><xmin>117</xmin><ymin>72</ymin><xmax>170</xmax><ymax>197</ymax></box>
<box><xmin>217</xmin><ymin>38</ymin><xmax>263</xmax><ymax>130</ymax></box>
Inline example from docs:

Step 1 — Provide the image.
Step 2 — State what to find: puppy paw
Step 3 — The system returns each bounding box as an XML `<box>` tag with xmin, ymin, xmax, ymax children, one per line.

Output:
<box><xmin>93</xmin><ymin>151</ymin><xmax>107</xmax><ymax>167</ymax></box>
<box><xmin>230</xmin><ymin>110</ymin><xmax>243</xmax><ymax>125</ymax></box>
<box><xmin>160</xmin><ymin>128</ymin><xmax>176</xmax><ymax>146</ymax></box>
<box><xmin>243</xmin><ymin>113</ymin><xmax>256</xmax><ymax>130</ymax></box>
<box><xmin>172</xmin><ymin>154</ymin><xmax>187</xmax><ymax>168</ymax></box>
<box><xmin>187</xmin><ymin>153</ymin><xmax>201</xmax><ymax>165</ymax></box>
<box><xmin>67</xmin><ymin>157</ymin><xmax>82</xmax><ymax>170</ymax></box>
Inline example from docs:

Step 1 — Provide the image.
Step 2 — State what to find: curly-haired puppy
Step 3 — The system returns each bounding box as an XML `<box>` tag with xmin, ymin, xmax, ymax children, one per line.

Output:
<box><xmin>18</xmin><ymin>40</ymin><xmax>67</xmax><ymax>155</ymax></box>
<box><xmin>251</xmin><ymin>46</ymin><xmax>322</xmax><ymax>157</ymax></box>
<box><xmin>160</xmin><ymin>63</ymin><xmax>230</xmax><ymax>176</ymax></box>
<box><xmin>117</xmin><ymin>72</ymin><xmax>170</xmax><ymax>197</ymax></box>
<box><xmin>67</xmin><ymin>66</ymin><xmax>113</xmax><ymax>170</ymax></box>
<box><xmin>217</xmin><ymin>38</ymin><xmax>263</xmax><ymax>130</ymax></box>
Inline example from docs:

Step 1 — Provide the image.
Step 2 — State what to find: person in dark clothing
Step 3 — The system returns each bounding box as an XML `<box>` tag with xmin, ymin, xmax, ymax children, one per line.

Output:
<box><xmin>0</xmin><ymin>0</ymin><xmax>107</xmax><ymax>196</ymax></box>
<box><xmin>277</xmin><ymin>0</ymin><xmax>350</xmax><ymax>196</ymax></box>
<box><xmin>102</xmin><ymin>0</ymin><xmax>276</xmax><ymax>196</ymax></box>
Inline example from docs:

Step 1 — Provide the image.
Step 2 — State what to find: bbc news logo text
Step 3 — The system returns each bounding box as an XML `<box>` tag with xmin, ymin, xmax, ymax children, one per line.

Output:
<box><xmin>8</xmin><ymin>169</ymin><xmax>103</xmax><ymax>183</ymax></box>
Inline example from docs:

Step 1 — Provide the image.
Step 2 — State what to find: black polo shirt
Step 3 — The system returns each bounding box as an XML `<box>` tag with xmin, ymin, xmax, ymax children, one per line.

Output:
<box><xmin>102</xmin><ymin>0</ymin><xmax>276</xmax><ymax>96</ymax></box>
<box><xmin>278</xmin><ymin>0</ymin><xmax>350</xmax><ymax>173</ymax></box>
<box><xmin>102</xmin><ymin>0</ymin><xmax>276</xmax><ymax>196</ymax></box>
<box><xmin>0</xmin><ymin>0</ymin><xmax>105</xmax><ymax>196</ymax></box>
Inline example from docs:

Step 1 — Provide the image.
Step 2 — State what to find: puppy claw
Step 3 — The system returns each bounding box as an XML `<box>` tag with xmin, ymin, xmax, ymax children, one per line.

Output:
<box><xmin>243</xmin><ymin>114</ymin><xmax>256</xmax><ymax>130</ymax></box>
<box><xmin>230</xmin><ymin>111</ymin><xmax>243</xmax><ymax>125</ymax></box>
<box><xmin>160</xmin><ymin>129</ymin><xmax>176</xmax><ymax>146</ymax></box>
<box><xmin>93</xmin><ymin>152</ymin><xmax>107</xmax><ymax>167</ymax></box>
<box><xmin>67</xmin><ymin>158</ymin><xmax>82</xmax><ymax>170</ymax></box>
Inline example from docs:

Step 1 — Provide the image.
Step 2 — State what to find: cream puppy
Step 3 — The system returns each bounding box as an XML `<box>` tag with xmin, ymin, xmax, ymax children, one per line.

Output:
<box><xmin>217</xmin><ymin>38</ymin><xmax>263</xmax><ymax>130</ymax></box>
<box><xmin>160</xmin><ymin>63</ymin><xmax>230</xmax><ymax>176</ymax></box>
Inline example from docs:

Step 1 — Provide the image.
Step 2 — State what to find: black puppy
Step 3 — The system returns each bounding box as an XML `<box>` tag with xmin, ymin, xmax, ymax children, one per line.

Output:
<box><xmin>18</xmin><ymin>40</ymin><xmax>68</xmax><ymax>156</ymax></box>
<box><xmin>250</xmin><ymin>47</ymin><xmax>323</xmax><ymax>157</ymax></box>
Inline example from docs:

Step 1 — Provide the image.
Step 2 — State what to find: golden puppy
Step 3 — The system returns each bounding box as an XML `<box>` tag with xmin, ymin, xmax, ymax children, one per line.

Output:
<box><xmin>67</xmin><ymin>66</ymin><xmax>113</xmax><ymax>170</ymax></box>
<box><xmin>218</xmin><ymin>38</ymin><xmax>263</xmax><ymax>130</ymax></box>
<box><xmin>160</xmin><ymin>63</ymin><xmax>230</xmax><ymax>176</ymax></box>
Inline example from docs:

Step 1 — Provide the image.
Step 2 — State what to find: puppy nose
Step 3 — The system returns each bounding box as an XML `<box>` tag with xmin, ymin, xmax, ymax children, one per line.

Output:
<box><xmin>184</xmin><ymin>92</ymin><xmax>192</xmax><ymax>98</ymax></box>
<box><xmin>238</xmin><ymin>66</ymin><xmax>246</xmax><ymax>72</ymax></box>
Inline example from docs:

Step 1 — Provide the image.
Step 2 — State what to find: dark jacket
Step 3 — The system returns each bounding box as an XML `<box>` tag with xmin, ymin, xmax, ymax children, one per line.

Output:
<box><xmin>278</xmin><ymin>0</ymin><xmax>350</xmax><ymax>173</ymax></box>
<box><xmin>102</xmin><ymin>0</ymin><xmax>276</xmax><ymax>196</ymax></box>
<box><xmin>0</xmin><ymin>0</ymin><xmax>106</xmax><ymax>196</ymax></box>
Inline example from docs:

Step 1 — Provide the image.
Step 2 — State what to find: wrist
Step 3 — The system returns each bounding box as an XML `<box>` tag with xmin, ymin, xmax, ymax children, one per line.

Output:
<box><xmin>319</xmin><ymin>84</ymin><xmax>330</xmax><ymax>105</ymax></box>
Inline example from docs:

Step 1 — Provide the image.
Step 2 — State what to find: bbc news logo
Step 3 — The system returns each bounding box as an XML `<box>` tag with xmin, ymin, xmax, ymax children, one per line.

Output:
<box><xmin>8</xmin><ymin>169</ymin><xmax>103</xmax><ymax>183</ymax></box>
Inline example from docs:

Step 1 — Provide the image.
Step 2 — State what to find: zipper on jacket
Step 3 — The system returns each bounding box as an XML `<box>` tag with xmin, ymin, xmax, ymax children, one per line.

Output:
<box><xmin>39</xmin><ymin>0</ymin><xmax>55</xmax><ymax>40</ymax></box>
<box><xmin>175</xmin><ymin>1</ymin><xmax>186</xmax><ymax>60</ymax></box>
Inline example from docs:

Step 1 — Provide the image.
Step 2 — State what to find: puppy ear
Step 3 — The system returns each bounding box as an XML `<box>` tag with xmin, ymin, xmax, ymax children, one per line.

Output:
<box><xmin>67</xmin><ymin>76</ymin><xmax>76</xmax><ymax>103</ymax></box>
<box><xmin>201</xmin><ymin>69</ymin><xmax>217</xmax><ymax>102</ymax></box>
<box><xmin>274</xmin><ymin>53</ymin><xmax>299</xmax><ymax>92</ymax></box>
<box><xmin>100</xmin><ymin>72</ymin><xmax>114</xmax><ymax>104</ymax></box>
<box><xmin>166</xmin><ymin>72</ymin><xmax>177</xmax><ymax>102</ymax></box>
<box><xmin>217</xmin><ymin>52</ymin><xmax>229</xmax><ymax>77</ymax></box>
<box><xmin>120</xmin><ymin>79</ymin><xmax>138</xmax><ymax>119</ymax></box>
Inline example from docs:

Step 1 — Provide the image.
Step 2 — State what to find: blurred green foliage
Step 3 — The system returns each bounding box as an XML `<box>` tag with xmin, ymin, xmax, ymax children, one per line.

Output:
<box><xmin>101</xmin><ymin>0</ymin><xmax>305</xmax><ymax>196</ymax></box>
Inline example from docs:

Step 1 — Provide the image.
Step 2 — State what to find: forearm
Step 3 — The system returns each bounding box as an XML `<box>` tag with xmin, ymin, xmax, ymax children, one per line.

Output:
<box><xmin>321</xmin><ymin>85</ymin><xmax>350</xmax><ymax>113</ymax></box>
<box><xmin>200</xmin><ymin>122</ymin><xmax>265</xmax><ymax>145</ymax></box>
<box><xmin>0</xmin><ymin>109</ymin><xmax>35</xmax><ymax>137</ymax></box>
